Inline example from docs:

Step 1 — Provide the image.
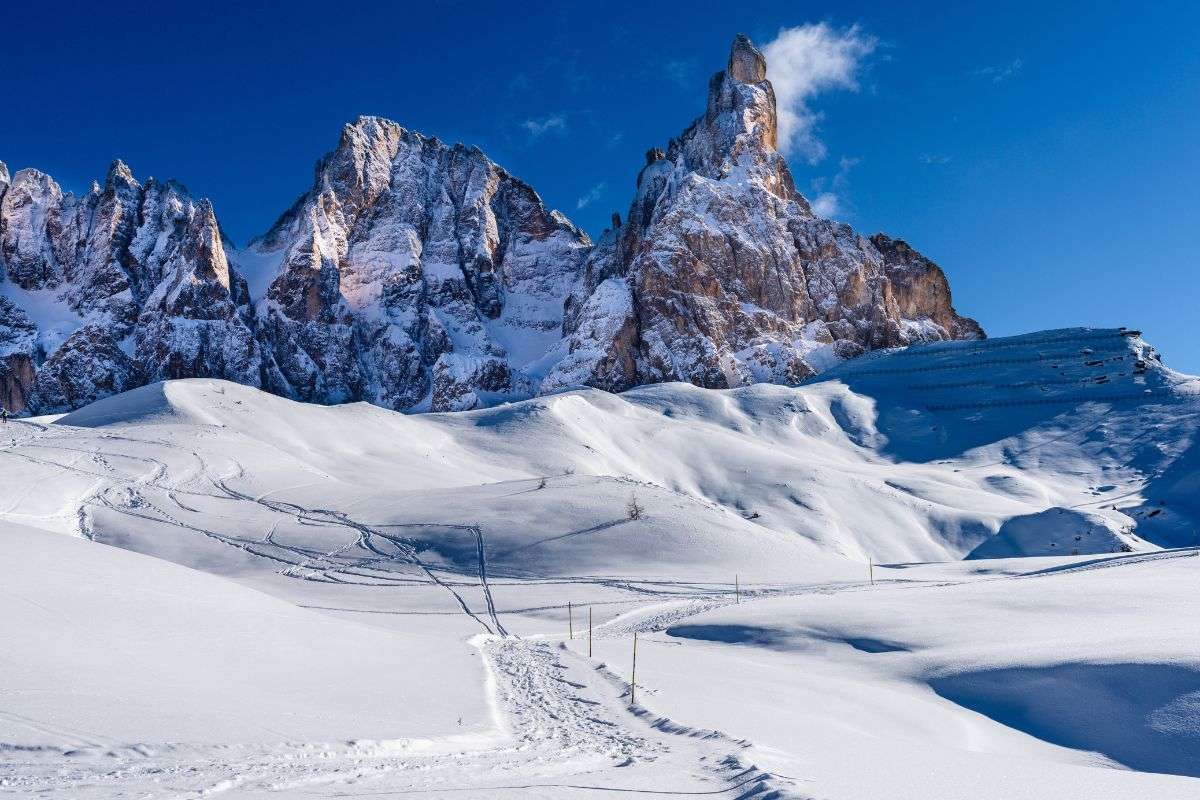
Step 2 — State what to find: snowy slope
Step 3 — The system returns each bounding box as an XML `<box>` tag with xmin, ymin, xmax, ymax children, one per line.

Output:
<box><xmin>3</xmin><ymin>327</ymin><xmax>1194</xmax><ymax>572</ymax></box>
<box><xmin>2</xmin><ymin>325</ymin><xmax>1198</xmax><ymax>797</ymax></box>
<box><xmin>0</xmin><ymin>522</ymin><xmax>483</xmax><ymax>748</ymax></box>
<box><xmin>595</xmin><ymin>551</ymin><xmax>1200</xmax><ymax>799</ymax></box>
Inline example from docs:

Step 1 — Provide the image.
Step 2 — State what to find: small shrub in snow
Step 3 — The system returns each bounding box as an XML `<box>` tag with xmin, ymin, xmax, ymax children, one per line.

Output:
<box><xmin>626</xmin><ymin>494</ymin><xmax>644</xmax><ymax>521</ymax></box>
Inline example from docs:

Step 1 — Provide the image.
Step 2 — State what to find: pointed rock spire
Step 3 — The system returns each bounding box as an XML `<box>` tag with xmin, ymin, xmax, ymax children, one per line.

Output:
<box><xmin>727</xmin><ymin>33</ymin><xmax>767</xmax><ymax>83</ymax></box>
<box><xmin>545</xmin><ymin>29</ymin><xmax>981</xmax><ymax>396</ymax></box>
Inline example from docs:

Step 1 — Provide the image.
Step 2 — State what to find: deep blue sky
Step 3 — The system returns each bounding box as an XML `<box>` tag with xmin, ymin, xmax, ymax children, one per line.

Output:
<box><xmin>4</xmin><ymin>1</ymin><xmax>1198</xmax><ymax>372</ymax></box>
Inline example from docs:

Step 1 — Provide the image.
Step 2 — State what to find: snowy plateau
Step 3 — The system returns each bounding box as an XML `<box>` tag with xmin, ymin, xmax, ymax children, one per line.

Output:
<box><xmin>3</xmin><ymin>35</ymin><xmax>1200</xmax><ymax>800</ymax></box>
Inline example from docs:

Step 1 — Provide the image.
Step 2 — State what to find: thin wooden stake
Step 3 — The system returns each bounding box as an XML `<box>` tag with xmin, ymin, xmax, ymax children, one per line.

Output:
<box><xmin>869</xmin><ymin>558</ymin><xmax>874</xmax><ymax>586</ymax></box>
<box><xmin>588</xmin><ymin>606</ymin><xmax>593</xmax><ymax>658</ymax></box>
<box><xmin>630</xmin><ymin>632</ymin><xmax>638</xmax><ymax>705</ymax></box>
<box><xmin>735</xmin><ymin>573</ymin><xmax>740</xmax><ymax>603</ymax></box>
<box><xmin>568</xmin><ymin>601</ymin><xmax>574</xmax><ymax>640</ymax></box>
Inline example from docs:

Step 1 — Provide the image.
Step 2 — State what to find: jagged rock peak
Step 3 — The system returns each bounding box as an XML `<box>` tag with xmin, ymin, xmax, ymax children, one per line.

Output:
<box><xmin>727</xmin><ymin>33</ymin><xmax>767</xmax><ymax>83</ymax></box>
<box><xmin>105</xmin><ymin>159</ymin><xmax>137</xmax><ymax>189</ymax></box>
<box><xmin>249</xmin><ymin>115</ymin><xmax>592</xmax><ymax>411</ymax></box>
<box><xmin>0</xmin><ymin>33</ymin><xmax>982</xmax><ymax>417</ymax></box>
<box><xmin>0</xmin><ymin>159</ymin><xmax>260</xmax><ymax>413</ymax></box>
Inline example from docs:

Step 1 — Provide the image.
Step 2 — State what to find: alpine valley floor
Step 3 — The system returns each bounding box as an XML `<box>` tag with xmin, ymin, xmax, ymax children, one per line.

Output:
<box><xmin>2</xmin><ymin>328</ymin><xmax>1199</xmax><ymax>798</ymax></box>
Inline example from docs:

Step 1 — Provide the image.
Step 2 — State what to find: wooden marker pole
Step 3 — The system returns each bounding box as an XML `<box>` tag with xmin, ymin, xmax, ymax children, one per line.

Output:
<box><xmin>568</xmin><ymin>602</ymin><xmax>574</xmax><ymax>640</ymax></box>
<box><xmin>630</xmin><ymin>632</ymin><xmax>638</xmax><ymax>705</ymax></box>
<box><xmin>869</xmin><ymin>558</ymin><xmax>874</xmax><ymax>586</ymax></box>
<box><xmin>588</xmin><ymin>606</ymin><xmax>593</xmax><ymax>658</ymax></box>
<box><xmin>735</xmin><ymin>573</ymin><xmax>740</xmax><ymax>603</ymax></box>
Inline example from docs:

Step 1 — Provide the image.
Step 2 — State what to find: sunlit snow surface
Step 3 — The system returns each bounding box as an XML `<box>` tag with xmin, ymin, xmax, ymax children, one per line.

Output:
<box><xmin>2</xmin><ymin>327</ymin><xmax>1198</xmax><ymax>798</ymax></box>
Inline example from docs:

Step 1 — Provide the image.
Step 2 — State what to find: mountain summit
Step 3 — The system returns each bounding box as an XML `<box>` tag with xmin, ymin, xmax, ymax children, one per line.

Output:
<box><xmin>545</xmin><ymin>34</ymin><xmax>982</xmax><ymax>393</ymax></box>
<box><xmin>0</xmin><ymin>35</ymin><xmax>980</xmax><ymax>414</ymax></box>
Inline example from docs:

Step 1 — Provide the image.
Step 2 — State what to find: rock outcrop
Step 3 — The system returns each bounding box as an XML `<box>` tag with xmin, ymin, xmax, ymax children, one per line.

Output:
<box><xmin>0</xmin><ymin>34</ymin><xmax>980</xmax><ymax>415</ymax></box>
<box><xmin>544</xmin><ymin>34</ymin><xmax>981</xmax><ymax>394</ymax></box>
<box><xmin>0</xmin><ymin>162</ymin><xmax>261</xmax><ymax>413</ymax></box>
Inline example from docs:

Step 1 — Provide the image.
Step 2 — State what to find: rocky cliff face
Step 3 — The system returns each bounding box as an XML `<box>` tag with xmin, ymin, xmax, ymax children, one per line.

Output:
<box><xmin>0</xmin><ymin>34</ymin><xmax>979</xmax><ymax>415</ymax></box>
<box><xmin>246</xmin><ymin>117</ymin><xmax>591</xmax><ymax>411</ymax></box>
<box><xmin>543</xmin><ymin>34</ymin><xmax>981</xmax><ymax>394</ymax></box>
<box><xmin>0</xmin><ymin>161</ymin><xmax>262</xmax><ymax>412</ymax></box>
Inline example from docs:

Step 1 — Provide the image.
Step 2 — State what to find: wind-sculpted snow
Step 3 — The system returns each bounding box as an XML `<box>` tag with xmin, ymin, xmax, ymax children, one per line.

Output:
<box><xmin>9</xmin><ymin>327</ymin><xmax>1198</xmax><ymax>568</ymax></box>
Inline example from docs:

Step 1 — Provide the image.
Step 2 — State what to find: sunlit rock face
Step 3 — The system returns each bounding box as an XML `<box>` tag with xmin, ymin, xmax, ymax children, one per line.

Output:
<box><xmin>544</xmin><ymin>34</ymin><xmax>981</xmax><ymax>394</ymax></box>
<box><xmin>248</xmin><ymin>117</ymin><xmax>591</xmax><ymax>411</ymax></box>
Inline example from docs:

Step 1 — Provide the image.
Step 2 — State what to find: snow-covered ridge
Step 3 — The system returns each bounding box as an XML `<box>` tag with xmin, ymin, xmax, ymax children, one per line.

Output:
<box><xmin>0</xmin><ymin>35</ymin><xmax>982</xmax><ymax>415</ymax></box>
<box><xmin>16</xmin><ymin>325</ymin><xmax>1198</xmax><ymax>565</ymax></box>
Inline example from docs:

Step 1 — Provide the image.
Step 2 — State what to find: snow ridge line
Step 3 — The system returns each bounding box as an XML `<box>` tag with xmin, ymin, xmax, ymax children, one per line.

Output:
<box><xmin>862</xmin><ymin>330</ymin><xmax>1127</xmax><ymax>361</ymax></box>
<box><xmin>926</xmin><ymin>388</ymin><xmax>1175</xmax><ymax>412</ymax></box>
<box><xmin>1018</xmin><ymin>547</ymin><xmax>1200</xmax><ymax>578</ymax></box>
<box><xmin>847</xmin><ymin>348</ymin><xmax>1134</xmax><ymax>378</ymax></box>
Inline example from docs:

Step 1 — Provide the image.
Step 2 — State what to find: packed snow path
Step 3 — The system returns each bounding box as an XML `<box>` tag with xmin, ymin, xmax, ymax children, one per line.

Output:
<box><xmin>6</xmin><ymin>602</ymin><xmax>808</xmax><ymax>798</ymax></box>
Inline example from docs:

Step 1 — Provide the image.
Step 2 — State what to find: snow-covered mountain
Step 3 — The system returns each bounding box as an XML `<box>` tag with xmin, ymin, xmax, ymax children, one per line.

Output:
<box><xmin>0</xmin><ymin>34</ymin><xmax>980</xmax><ymax>415</ymax></box>
<box><xmin>0</xmin><ymin>160</ymin><xmax>260</xmax><ymax>413</ymax></box>
<box><xmin>545</xmin><ymin>35</ymin><xmax>980</xmax><ymax>393</ymax></box>
<box><xmin>244</xmin><ymin>117</ymin><xmax>592</xmax><ymax>412</ymax></box>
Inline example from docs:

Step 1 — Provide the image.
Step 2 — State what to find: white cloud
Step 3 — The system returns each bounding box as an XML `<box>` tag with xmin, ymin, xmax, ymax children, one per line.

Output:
<box><xmin>664</xmin><ymin>58</ymin><xmax>699</xmax><ymax>89</ymax></box>
<box><xmin>762</xmin><ymin>23</ymin><xmax>877</xmax><ymax>163</ymax></box>
<box><xmin>576</xmin><ymin>182</ymin><xmax>606</xmax><ymax>209</ymax></box>
<box><xmin>919</xmin><ymin>153</ymin><xmax>952</xmax><ymax>165</ymax></box>
<box><xmin>809</xmin><ymin>156</ymin><xmax>859</xmax><ymax>220</ymax></box>
<box><xmin>522</xmin><ymin>114</ymin><xmax>566</xmax><ymax>137</ymax></box>
<box><xmin>973</xmin><ymin>58</ymin><xmax>1023</xmax><ymax>84</ymax></box>
<box><xmin>810</xmin><ymin>192</ymin><xmax>840</xmax><ymax>218</ymax></box>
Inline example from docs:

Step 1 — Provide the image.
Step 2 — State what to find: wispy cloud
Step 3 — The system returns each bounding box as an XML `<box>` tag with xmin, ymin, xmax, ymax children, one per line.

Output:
<box><xmin>762</xmin><ymin>23</ymin><xmax>878</xmax><ymax>163</ymax></box>
<box><xmin>919</xmin><ymin>153</ymin><xmax>952</xmax><ymax>165</ymax></box>
<box><xmin>664</xmin><ymin>58</ymin><xmax>699</xmax><ymax>89</ymax></box>
<box><xmin>521</xmin><ymin>114</ymin><xmax>566</xmax><ymax>138</ymax></box>
<box><xmin>809</xmin><ymin>156</ymin><xmax>860</xmax><ymax>220</ymax></box>
<box><xmin>972</xmin><ymin>58</ymin><xmax>1023</xmax><ymax>84</ymax></box>
<box><xmin>576</xmin><ymin>182</ymin><xmax>606</xmax><ymax>209</ymax></box>
<box><xmin>810</xmin><ymin>193</ymin><xmax>840</xmax><ymax>218</ymax></box>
